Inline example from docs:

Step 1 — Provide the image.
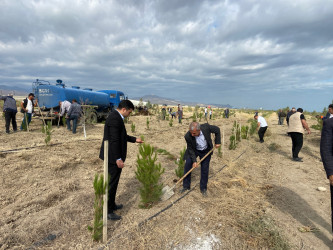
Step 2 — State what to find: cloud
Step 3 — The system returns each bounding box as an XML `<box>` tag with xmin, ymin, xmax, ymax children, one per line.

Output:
<box><xmin>0</xmin><ymin>0</ymin><xmax>333</xmax><ymax>111</ymax></box>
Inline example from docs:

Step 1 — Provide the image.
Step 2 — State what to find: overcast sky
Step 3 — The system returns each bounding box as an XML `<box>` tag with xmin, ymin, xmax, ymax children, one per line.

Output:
<box><xmin>1</xmin><ymin>0</ymin><xmax>333</xmax><ymax>111</ymax></box>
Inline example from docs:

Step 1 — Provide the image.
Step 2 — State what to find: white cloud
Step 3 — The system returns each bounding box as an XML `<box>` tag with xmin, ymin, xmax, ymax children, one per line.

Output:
<box><xmin>1</xmin><ymin>0</ymin><xmax>333</xmax><ymax>110</ymax></box>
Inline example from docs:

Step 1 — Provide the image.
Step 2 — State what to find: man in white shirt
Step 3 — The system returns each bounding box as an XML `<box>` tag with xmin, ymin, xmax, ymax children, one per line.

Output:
<box><xmin>254</xmin><ymin>114</ymin><xmax>268</xmax><ymax>143</ymax></box>
<box><xmin>20</xmin><ymin>93</ymin><xmax>37</xmax><ymax>130</ymax></box>
<box><xmin>59</xmin><ymin>100</ymin><xmax>71</xmax><ymax>117</ymax></box>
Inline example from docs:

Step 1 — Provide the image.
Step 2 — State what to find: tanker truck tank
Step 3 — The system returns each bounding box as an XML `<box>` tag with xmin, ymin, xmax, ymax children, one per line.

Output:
<box><xmin>32</xmin><ymin>79</ymin><xmax>127</xmax><ymax>122</ymax></box>
<box><xmin>34</xmin><ymin>81</ymin><xmax>110</xmax><ymax>109</ymax></box>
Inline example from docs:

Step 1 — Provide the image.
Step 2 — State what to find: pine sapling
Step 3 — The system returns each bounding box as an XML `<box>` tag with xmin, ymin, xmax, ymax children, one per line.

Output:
<box><xmin>146</xmin><ymin>117</ymin><xmax>150</xmax><ymax>130</ymax></box>
<box><xmin>42</xmin><ymin>121</ymin><xmax>52</xmax><ymax>145</ymax></box>
<box><xmin>192</xmin><ymin>112</ymin><xmax>197</xmax><ymax>122</ymax></box>
<box><xmin>229</xmin><ymin>134</ymin><xmax>236</xmax><ymax>150</ymax></box>
<box><xmin>169</xmin><ymin>118</ymin><xmax>173</xmax><ymax>127</ymax></box>
<box><xmin>175</xmin><ymin>147</ymin><xmax>186</xmax><ymax>178</ymax></box>
<box><xmin>131</xmin><ymin>123</ymin><xmax>135</xmax><ymax>133</ymax></box>
<box><xmin>241</xmin><ymin>125</ymin><xmax>249</xmax><ymax>139</ymax></box>
<box><xmin>87</xmin><ymin>174</ymin><xmax>108</xmax><ymax>241</ymax></box>
<box><xmin>135</xmin><ymin>143</ymin><xmax>165</xmax><ymax>208</ymax></box>
<box><xmin>218</xmin><ymin>145</ymin><xmax>222</xmax><ymax>157</ymax></box>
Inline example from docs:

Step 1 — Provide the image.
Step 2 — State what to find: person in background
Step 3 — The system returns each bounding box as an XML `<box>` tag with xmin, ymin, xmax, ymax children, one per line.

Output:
<box><xmin>0</xmin><ymin>93</ymin><xmax>17</xmax><ymax>134</ymax></box>
<box><xmin>59</xmin><ymin>100</ymin><xmax>71</xmax><ymax>117</ymax></box>
<box><xmin>287</xmin><ymin>108</ymin><xmax>311</xmax><ymax>162</ymax></box>
<box><xmin>286</xmin><ymin>107</ymin><xmax>296</xmax><ymax>126</ymax></box>
<box><xmin>178</xmin><ymin>104</ymin><xmax>183</xmax><ymax>123</ymax></box>
<box><xmin>254</xmin><ymin>114</ymin><xmax>268</xmax><ymax>143</ymax></box>
<box><xmin>161</xmin><ymin>106</ymin><xmax>166</xmax><ymax>120</ymax></box>
<box><xmin>224</xmin><ymin>108</ymin><xmax>229</xmax><ymax>118</ymax></box>
<box><xmin>20</xmin><ymin>93</ymin><xmax>37</xmax><ymax>131</ymax></box>
<box><xmin>59</xmin><ymin>100</ymin><xmax>71</xmax><ymax>125</ymax></box>
<box><xmin>278</xmin><ymin>109</ymin><xmax>287</xmax><ymax>125</ymax></box>
<box><xmin>204</xmin><ymin>107</ymin><xmax>208</xmax><ymax>119</ymax></box>
<box><xmin>209</xmin><ymin>109</ymin><xmax>212</xmax><ymax>119</ymax></box>
<box><xmin>66</xmin><ymin>99</ymin><xmax>81</xmax><ymax>134</ymax></box>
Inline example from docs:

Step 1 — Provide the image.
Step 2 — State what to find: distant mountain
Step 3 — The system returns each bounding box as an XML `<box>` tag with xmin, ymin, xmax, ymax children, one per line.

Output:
<box><xmin>132</xmin><ymin>94</ymin><xmax>232</xmax><ymax>108</ymax></box>
<box><xmin>0</xmin><ymin>85</ymin><xmax>29</xmax><ymax>96</ymax></box>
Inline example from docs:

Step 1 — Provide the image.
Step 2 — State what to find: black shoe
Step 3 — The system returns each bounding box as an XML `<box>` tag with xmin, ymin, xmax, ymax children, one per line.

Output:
<box><xmin>293</xmin><ymin>157</ymin><xmax>303</xmax><ymax>162</ymax></box>
<box><xmin>180</xmin><ymin>187</ymin><xmax>190</xmax><ymax>194</ymax></box>
<box><xmin>112</xmin><ymin>204</ymin><xmax>123</xmax><ymax>211</ymax></box>
<box><xmin>107</xmin><ymin>212</ymin><xmax>122</xmax><ymax>221</ymax></box>
<box><xmin>201</xmin><ymin>189</ymin><xmax>208</xmax><ymax>197</ymax></box>
<box><xmin>260</xmin><ymin>140</ymin><xmax>264</xmax><ymax>143</ymax></box>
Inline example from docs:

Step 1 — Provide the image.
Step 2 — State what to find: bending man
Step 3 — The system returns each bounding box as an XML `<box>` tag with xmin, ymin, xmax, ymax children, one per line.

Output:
<box><xmin>181</xmin><ymin>122</ymin><xmax>221</xmax><ymax>196</ymax></box>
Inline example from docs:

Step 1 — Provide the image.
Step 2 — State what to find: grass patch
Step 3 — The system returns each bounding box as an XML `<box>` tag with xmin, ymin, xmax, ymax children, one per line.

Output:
<box><xmin>242</xmin><ymin>215</ymin><xmax>290</xmax><ymax>249</ymax></box>
<box><xmin>268</xmin><ymin>142</ymin><xmax>281</xmax><ymax>152</ymax></box>
<box><xmin>155</xmin><ymin>148</ymin><xmax>177</xmax><ymax>160</ymax></box>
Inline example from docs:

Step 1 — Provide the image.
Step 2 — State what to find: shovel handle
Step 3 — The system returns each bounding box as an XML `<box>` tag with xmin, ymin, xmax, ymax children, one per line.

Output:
<box><xmin>174</xmin><ymin>147</ymin><xmax>215</xmax><ymax>187</ymax></box>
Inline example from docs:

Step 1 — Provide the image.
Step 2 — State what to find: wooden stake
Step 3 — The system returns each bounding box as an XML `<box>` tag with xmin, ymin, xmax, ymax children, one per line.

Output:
<box><xmin>103</xmin><ymin>141</ymin><xmax>108</xmax><ymax>243</ymax></box>
<box><xmin>24</xmin><ymin>112</ymin><xmax>30</xmax><ymax>132</ymax></box>
<box><xmin>36</xmin><ymin>101</ymin><xmax>46</xmax><ymax>128</ymax></box>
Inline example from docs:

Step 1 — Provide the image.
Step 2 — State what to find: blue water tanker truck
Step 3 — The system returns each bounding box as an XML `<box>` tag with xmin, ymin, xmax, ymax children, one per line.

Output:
<box><xmin>33</xmin><ymin>79</ymin><xmax>127</xmax><ymax>122</ymax></box>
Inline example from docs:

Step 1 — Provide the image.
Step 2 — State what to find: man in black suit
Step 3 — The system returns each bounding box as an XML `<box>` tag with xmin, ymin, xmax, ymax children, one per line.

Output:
<box><xmin>182</xmin><ymin>122</ymin><xmax>221</xmax><ymax>196</ymax></box>
<box><xmin>320</xmin><ymin>115</ymin><xmax>333</xmax><ymax>237</ymax></box>
<box><xmin>99</xmin><ymin>100</ymin><xmax>143</xmax><ymax>220</ymax></box>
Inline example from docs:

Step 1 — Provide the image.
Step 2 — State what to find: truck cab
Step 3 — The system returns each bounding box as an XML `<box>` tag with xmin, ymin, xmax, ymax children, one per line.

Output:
<box><xmin>97</xmin><ymin>90</ymin><xmax>127</xmax><ymax>110</ymax></box>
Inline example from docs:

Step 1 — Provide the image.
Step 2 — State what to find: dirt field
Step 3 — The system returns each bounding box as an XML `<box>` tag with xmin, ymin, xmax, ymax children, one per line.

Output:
<box><xmin>0</xmin><ymin>108</ymin><xmax>332</xmax><ymax>249</ymax></box>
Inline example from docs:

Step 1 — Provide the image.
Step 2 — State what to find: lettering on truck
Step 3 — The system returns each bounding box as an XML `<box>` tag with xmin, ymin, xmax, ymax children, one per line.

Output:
<box><xmin>39</xmin><ymin>88</ymin><xmax>53</xmax><ymax>96</ymax></box>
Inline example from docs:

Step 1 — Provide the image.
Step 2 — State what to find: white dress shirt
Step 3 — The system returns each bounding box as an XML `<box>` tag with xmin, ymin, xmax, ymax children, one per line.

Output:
<box><xmin>195</xmin><ymin>131</ymin><xmax>208</xmax><ymax>151</ymax></box>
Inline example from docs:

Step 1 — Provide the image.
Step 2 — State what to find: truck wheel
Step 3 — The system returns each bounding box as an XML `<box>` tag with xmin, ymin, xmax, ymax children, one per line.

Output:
<box><xmin>87</xmin><ymin>112</ymin><xmax>98</xmax><ymax>123</ymax></box>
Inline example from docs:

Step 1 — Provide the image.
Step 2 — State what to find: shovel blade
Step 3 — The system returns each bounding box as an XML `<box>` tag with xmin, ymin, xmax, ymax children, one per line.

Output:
<box><xmin>161</xmin><ymin>185</ymin><xmax>174</xmax><ymax>201</ymax></box>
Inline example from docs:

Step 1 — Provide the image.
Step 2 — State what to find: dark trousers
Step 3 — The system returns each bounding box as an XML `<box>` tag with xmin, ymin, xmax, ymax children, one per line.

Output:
<box><xmin>67</xmin><ymin>115</ymin><xmax>78</xmax><ymax>133</ymax></box>
<box><xmin>5</xmin><ymin>110</ymin><xmax>17</xmax><ymax>132</ymax></box>
<box><xmin>290</xmin><ymin>132</ymin><xmax>303</xmax><ymax>158</ymax></box>
<box><xmin>258</xmin><ymin>126</ymin><xmax>268</xmax><ymax>142</ymax></box>
<box><xmin>108</xmin><ymin>163</ymin><xmax>122</xmax><ymax>213</ymax></box>
<box><xmin>183</xmin><ymin>148</ymin><xmax>211</xmax><ymax>191</ymax></box>
<box><xmin>278</xmin><ymin>117</ymin><xmax>284</xmax><ymax>125</ymax></box>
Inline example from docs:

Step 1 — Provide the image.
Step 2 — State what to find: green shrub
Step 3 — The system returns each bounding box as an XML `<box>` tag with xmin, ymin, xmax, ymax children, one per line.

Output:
<box><xmin>229</xmin><ymin>135</ymin><xmax>236</xmax><ymax>150</ymax></box>
<box><xmin>175</xmin><ymin>147</ymin><xmax>186</xmax><ymax>178</ymax></box>
<box><xmin>192</xmin><ymin>112</ymin><xmax>197</xmax><ymax>122</ymax></box>
<box><xmin>241</xmin><ymin>125</ymin><xmax>249</xmax><ymax>139</ymax></box>
<box><xmin>169</xmin><ymin>118</ymin><xmax>173</xmax><ymax>127</ymax></box>
<box><xmin>136</xmin><ymin>143</ymin><xmax>165</xmax><ymax>208</ymax></box>
<box><xmin>87</xmin><ymin>174</ymin><xmax>108</xmax><ymax>241</ymax></box>
<box><xmin>198</xmin><ymin>112</ymin><xmax>203</xmax><ymax>121</ymax></box>
<box><xmin>146</xmin><ymin>117</ymin><xmax>150</xmax><ymax>129</ymax></box>
<box><xmin>249</xmin><ymin>119</ymin><xmax>258</xmax><ymax>135</ymax></box>
<box><xmin>311</xmin><ymin>117</ymin><xmax>323</xmax><ymax>131</ymax></box>
<box><xmin>42</xmin><ymin>121</ymin><xmax>52</xmax><ymax>145</ymax></box>
<box><xmin>217</xmin><ymin>145</ymin><xmax>222</xmax><ymax>157</ymax></box>
<box><xmin>131</xmin><ymin>123</ymin><xmax>135</xmax><ymax>133</ymax></box>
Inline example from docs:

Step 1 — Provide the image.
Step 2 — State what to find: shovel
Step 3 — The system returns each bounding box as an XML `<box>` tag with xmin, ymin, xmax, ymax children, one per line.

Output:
<box><xmin>161</xmin><ymin>147</ymin><xmax>215</xmax><ymax>201</ymax></box>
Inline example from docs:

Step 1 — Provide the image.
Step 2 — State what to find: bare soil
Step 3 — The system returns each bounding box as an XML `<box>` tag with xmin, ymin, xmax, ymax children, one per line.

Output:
<box><xmin>0</xmin><ymin>109</ymin><xmax>332</xmax><ymax>249</ymax></box>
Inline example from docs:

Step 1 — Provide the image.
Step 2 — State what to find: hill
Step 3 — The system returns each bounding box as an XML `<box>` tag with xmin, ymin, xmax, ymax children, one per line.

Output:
<box><xmin>132</xmin><ymin>94</ymin><xmax>232</xmax><ymax>108</ymax></box>
<box><xmin>0</xmin><ymin>84</ymin><xmax>29</xmax><ymax>96</ymax></box>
